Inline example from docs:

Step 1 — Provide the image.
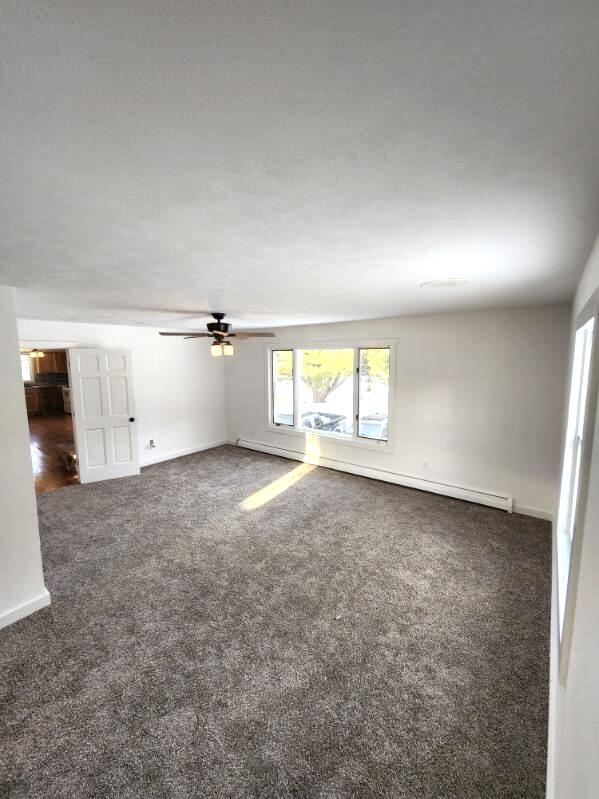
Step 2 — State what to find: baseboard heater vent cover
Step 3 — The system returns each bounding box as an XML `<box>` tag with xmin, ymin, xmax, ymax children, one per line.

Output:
<box><xmin>235</xmin><ymin>438</ymin><xmax>514</xmax><ymax>513</ymax></box>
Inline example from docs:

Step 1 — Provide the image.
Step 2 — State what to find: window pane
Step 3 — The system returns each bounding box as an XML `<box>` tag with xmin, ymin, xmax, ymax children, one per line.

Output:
<box><xmin>298</xmin><ymin>349</ymin><xmax>354</xmax><ymax>437</ymax></box>
<box><xmin>358</xmin><ymin>348</ymin><xmax>390</xmax><ymax>440</ymax></box>
<box><xmin>556</xmin><ymin>317</ymin><xmax>594</xmax><ymax>636</ymax></box>
<box><xmin>564</xmin><ymin>320</ymin><xmax>594</xmax><ymax>544</ymax></box>
<box><xmin>272</xmin><ymin>350</ymin><xmax>294</xmax><ymax>426</ymax></box>
<box><xmin>20</xmin><ymin>353</ymin><xmax>32</xmax><ymax>382</ymax></box>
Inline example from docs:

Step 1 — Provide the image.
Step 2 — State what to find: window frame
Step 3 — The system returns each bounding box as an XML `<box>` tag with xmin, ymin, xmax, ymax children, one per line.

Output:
<box><xmin>270</xmin><ymin>348</ymin><xmax>295</xmax><ymax>428</ymax></box>
<box><xmin>267</xmin><ymin>339</ymin><xmax>396</xmax><ymax>453</ymax></box>
<box><xmin>556</xmin><ymin>291</ymin><xmax>599</xmax><ymax>684</ymax></box>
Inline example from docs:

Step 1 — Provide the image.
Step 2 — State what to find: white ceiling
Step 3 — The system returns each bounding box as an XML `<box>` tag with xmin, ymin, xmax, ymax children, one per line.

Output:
<box><xmin>2</xmin><ymin>1</ymin><xmax>599</xmax><ymax>329</ymax></box>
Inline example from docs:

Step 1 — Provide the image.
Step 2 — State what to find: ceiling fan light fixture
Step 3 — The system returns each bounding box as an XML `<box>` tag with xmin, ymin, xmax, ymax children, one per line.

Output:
<box><xmin>159</xmin><ymin>312</ymin><xmax>275</xmax><ymax>350</ymax></box>
<box><xmin>30</xmin><ymin>349</ymin><xmax>45</xmax><ymax>359</ymax></box>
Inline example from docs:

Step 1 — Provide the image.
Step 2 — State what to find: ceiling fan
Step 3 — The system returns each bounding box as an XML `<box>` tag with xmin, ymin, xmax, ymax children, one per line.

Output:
<box><xmin>159</xmin><ymin>312</ymin><xmax>275</xmax><ymax>357</ymax></box>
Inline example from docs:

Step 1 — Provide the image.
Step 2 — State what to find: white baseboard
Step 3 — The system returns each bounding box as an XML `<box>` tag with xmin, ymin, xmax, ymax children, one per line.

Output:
<box><xmin>513</xmin><ymin>503</ymin><xmax>554</xmax><ymax>521</ymax></box>
<box><xmin>140</xmin><ymin>439</ymin><xmax>229</xmax><ymax>467</ymax></box>
<box><xmin>0</xmin><ymin>588</ymin><xmax>51</xmax><ymax>630</ymax></box>
<box><xmin>235</xmin><ymin>438</ymin><xmax>516</xmax><ymax>513</ymax></box>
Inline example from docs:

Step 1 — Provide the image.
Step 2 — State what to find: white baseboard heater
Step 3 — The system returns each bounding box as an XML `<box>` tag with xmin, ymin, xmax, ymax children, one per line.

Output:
<box><xmin>235</xmin><ymin>438</ymin><xmax>514</xmax><ymax>513</ymax></box>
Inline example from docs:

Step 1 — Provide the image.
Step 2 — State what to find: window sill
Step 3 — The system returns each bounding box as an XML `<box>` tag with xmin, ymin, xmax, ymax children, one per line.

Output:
<box><xmin>267</xmin><ymin>423</ymin><xmax>393</xmax><ymax>454</ymax></box>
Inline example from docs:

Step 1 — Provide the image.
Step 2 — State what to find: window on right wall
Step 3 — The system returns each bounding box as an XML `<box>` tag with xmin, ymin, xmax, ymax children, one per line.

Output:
<box><xmin>556</xmin><ymin>315</ymin><xmax>596</xmax><ymax>643</ymax></box>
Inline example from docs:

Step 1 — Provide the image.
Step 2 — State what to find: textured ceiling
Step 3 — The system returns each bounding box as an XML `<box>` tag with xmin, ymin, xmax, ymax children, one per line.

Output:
<box><xmin>2</xmin><ymin>0</ymin><xmax>599</xmax><ymax>328</ymax></box>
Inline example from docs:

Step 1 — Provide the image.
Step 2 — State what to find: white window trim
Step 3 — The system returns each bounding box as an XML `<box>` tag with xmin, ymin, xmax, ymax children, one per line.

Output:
<box><xmin>556</xmin><ymin>291</ymin><xmax>599</xmax><ymax>685</ymax></box>
<box><xmin>265</xmin><ymin>339</ymin><xmax>397</xmax><ymax>454</ymax></box>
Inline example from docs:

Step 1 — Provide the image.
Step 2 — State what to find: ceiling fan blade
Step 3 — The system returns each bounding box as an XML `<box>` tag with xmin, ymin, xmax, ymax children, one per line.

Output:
<box><xmin>130</xmin><ymin>308</ymin><xmax>214</xmax><ymax>317</ymax></box>
<box><xmin>232</xmin><ymin>332</ymin><xmax>276</xmax><ymax>338</ymax></box>
<box><xmin>166</xmin><ymin>310</ymin><xmax>213</xmax><ymax>317</ymax></box>
<box><xmin>212</xmin><ymin>330</ymin><xmax>229</xmax><ymax>337</ymax></box>
<box><xmin>159</xmin><ymin>331</ymin><xmax>212</xmax><ymax>337</ymax></box>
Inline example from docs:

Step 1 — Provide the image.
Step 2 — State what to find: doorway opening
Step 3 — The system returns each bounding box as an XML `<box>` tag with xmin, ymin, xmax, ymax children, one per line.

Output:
<box><xmin>20</xmin><ymin>347</ymin><xmax>79</xmax><ymax>493</ymax></box>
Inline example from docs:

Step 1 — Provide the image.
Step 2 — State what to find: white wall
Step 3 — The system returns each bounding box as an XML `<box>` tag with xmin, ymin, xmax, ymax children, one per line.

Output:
<box><xmin>0</xmin><ymin>287</ymin><xmax>49</xmax><ymax>628</ymax></box>
<box><xmin>548</xmin><ymin>238</ymin><xmax>599</xmax><ymax>798</ymax></box>
<box><xmin>225</xmin><ymin>304</ymin><xmax>570</xmax><ymax>517</ymax></box>
<box><xmin>17</xmin><ymin>318</ymin><xmax>228</xmax><ymax>466</ymax></box>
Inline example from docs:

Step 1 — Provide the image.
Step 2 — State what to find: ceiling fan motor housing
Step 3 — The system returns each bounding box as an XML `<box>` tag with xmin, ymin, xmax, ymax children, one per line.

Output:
<box><xmin>206</xmin><ymin>313</ymin><xmax>231</xmax><ymax>336</ymax></box>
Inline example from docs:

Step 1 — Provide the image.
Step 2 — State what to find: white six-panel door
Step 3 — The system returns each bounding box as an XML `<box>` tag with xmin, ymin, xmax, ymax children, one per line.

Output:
<box><xmin>68</xmin><ymin>348</ymin><xmax>140</xmax><ymax>484</ymax></box>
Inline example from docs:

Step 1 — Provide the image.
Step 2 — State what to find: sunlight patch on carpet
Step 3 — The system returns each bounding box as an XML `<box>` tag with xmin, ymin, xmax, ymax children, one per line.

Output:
<box><xmin>241</xmin><ymin>462</ymin><xmax>315</xmax><ymax>510</ymax></box>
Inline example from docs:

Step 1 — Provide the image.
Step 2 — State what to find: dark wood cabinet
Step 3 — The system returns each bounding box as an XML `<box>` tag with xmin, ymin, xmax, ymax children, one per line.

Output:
<box><xmin>25</xmin><ymin>385</ymin><xmax>65</xmax><ymax>416</ymax></box>
<box><xmin>34</xmin><ymin>351</ymin><xmax>68</xmax><ymax>375</ymax></box>
<box><xmin>39</xmin><ymin>386</ymin><xmax>63</xmax><ymax>415</ymax></box>
<box><xmin>34</xmin><ymin>355</ymin><xmax>51</xmax><ymax>375</ymax></box>
<box><xmin>55</xmin><ymin>351</ymin><xmax>67</xmax><ymax>372</ymax></box>
<box><xmin>25</xmin><ymin>387</ymin><xmax>40</xmax><ymax>415</ymax></box>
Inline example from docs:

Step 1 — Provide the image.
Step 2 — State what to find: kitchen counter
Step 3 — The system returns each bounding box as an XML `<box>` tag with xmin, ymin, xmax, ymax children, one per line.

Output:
<box><xmin>24</xmin><ymin>382</ymin><xmax>69</xmax><ymax>392</ymax></box>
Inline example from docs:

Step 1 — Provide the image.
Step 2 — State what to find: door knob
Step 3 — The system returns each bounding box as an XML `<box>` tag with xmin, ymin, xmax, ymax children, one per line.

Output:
<box><xmin>129</xmin><ymin>417</ymin><xmax>135</xmax><ymax>422</ymax></box>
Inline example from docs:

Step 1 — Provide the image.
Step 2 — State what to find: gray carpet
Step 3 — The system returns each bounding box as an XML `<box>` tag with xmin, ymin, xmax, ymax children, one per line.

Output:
<box><xmin>0</xmin><ymin>445</ymin><xmax>551</xmax><ymax>798</ymax></box>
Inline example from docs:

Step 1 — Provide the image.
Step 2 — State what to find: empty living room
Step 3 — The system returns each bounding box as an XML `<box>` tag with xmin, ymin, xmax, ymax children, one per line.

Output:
<box><xmin>1</xmin><ymin>2</ymin><xmax>598</xmax><ymax>798</ymax></box>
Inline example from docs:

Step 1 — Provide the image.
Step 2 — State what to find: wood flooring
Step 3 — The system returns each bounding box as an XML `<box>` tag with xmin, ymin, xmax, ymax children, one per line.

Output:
<box><xmin>28</xmin><ymin>414</ymin><xmax>78</xmax><ymax>494</ymax></box>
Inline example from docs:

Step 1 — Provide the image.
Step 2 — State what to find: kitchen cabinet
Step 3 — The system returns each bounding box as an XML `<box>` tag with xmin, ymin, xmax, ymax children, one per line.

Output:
<box><xmin>34</xmin><ymin>350</ymin><xmax>68</xmax><ymax>375</ymax></box>
<box><xmin>54</xmin><ymin>351</ymin><xmax>68</xmax><ymax>372</ymax></box>
<box><xmin>39</xmin><ymin>386</ymin><xmax>63</xmax><ymax>415</ymax></box>
<box><xmin>24</xmin><ymin>385</ymin><xmax>65</xmax><ymax>416</ymax></box>
<box><xmin>33</xmin><ymin>355</ymin><xmax>51</xmax><ymax>375</ymax></box>
<box><xmin>25</xmin><ymin>387</ymin><xmax>40</xmax><ymax>415</ymax></box>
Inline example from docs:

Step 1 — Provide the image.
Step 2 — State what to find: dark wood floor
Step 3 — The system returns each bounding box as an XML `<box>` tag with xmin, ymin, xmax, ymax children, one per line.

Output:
<box><xmin>29</xmin><ymin>414</ymin><xmax>79</xmax><ymax>494</ymax></box>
